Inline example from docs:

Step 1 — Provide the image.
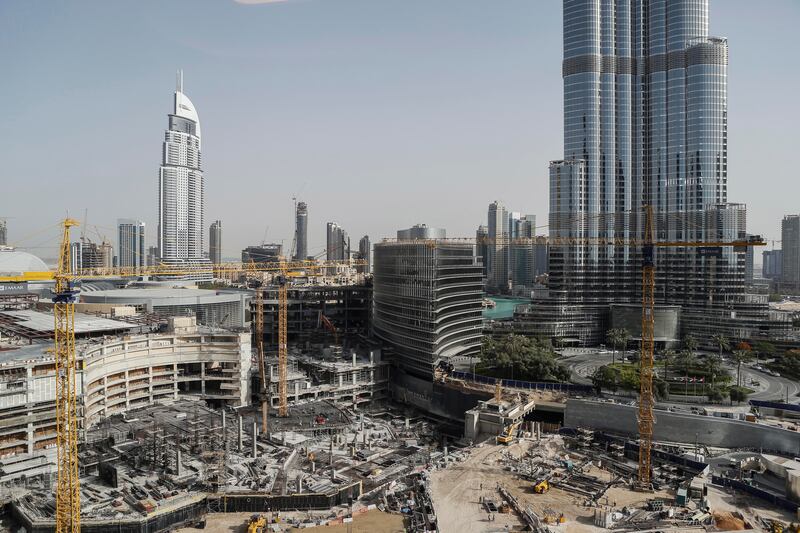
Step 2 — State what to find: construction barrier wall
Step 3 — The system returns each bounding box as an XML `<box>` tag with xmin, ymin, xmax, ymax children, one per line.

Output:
<box><xmin>10</xmin><ymin>483</ymin><xmax>361</xmax><ymax>533</ymax></box>
<box><xmin>564</xmin><ymin>399</ymin><xmax>800</xmax><ymax>454</ymax></box>
<box><xmin>207</xmin><ymin>482</ymin><xmax>363</xmax><ymax>513</ymax></box>
<box><xmin>10</xmin><ymin>497</ymin><xmax>207</xmax><ymax>533</ymax></box>
<box><xmin>711</xmin><ymin>476</ymin><xmax>798</xmax><ymax>513</ymax></box>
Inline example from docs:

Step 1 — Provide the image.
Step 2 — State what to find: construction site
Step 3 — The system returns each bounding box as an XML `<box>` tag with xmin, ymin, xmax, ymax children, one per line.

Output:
<box><xmin>2</xmin><ymin>219</ymin><xmax>800</xmax><ymax>533</ymax></box>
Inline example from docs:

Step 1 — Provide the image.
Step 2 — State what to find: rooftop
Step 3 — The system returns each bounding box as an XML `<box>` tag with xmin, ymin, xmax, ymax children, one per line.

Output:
<box><xmin>0</xmin><ymin>309</ymin><xmax>137</xmax><ymax>335</ymax></box>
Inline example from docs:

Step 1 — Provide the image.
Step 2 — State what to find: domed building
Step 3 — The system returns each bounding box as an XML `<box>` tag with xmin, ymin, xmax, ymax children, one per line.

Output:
<box><xmin>0</xmin><ymin>248</ymin><xmax>49</xmax><ymax>276</ymax></box>
<box><xmin>0</xmin><ymin>248</ymin><xmax>52</xmax><ymax>297</ymax></box>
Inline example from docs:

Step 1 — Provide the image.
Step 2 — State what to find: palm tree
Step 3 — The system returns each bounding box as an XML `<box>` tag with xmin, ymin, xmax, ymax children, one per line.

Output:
<box><xmin>711</xmin><ymin>334</ymin><xmax>730</xmax><ymax>361</ymax></box>
<box><xmin>606</xmin><ymin>328</ymin><xmax>631</xmax><ymax>366</ymax></box>
<box><xmin>618</xmin><ymin>329</ymin><xmax>631</xmax><ymax>361</ymax></box>
<box><xmin>662</xmin><ymin>349</ymin><xmax>676</xmax><ymax>382</ymax></box>
<box><xmin>677</xmin><ymin>350</ymin><xmax>696</xmax><ymax>394</ymax></box>
<box><xmin>704</xmin><ymin>353</ymin><xmax>723</xmax><ymax>389</ymax></box>
<box><xmin>732</xmin><ymin>349</ymin><xmax>753</xmax><ymax>388</ymax></box>
<box><xmin>606</xmin><ymin>329</ymin><xmax>619</xmax><ymax>366</ymax></box>
<box><xmin>684</xmin><ymin>335</ymin><xmax>698</xmax><ymax>360</ymax></box>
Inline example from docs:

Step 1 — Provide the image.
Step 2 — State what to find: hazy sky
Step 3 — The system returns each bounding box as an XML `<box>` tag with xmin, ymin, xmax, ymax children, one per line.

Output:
<box><xmin>1</xmin><ymin>0</ymin><xmax>798</xmax><ymax>261</ymax></box>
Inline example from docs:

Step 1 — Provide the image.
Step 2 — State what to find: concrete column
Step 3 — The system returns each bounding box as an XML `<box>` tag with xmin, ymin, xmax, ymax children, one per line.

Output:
<box><xmin>238</xmin><ymin>415</ymin><xmax>243</xmax><ymax>452</ymax></box>
<box><xmin>176</xmin><ymin>450</ymin><xmax>183</xmax><ymax>477</ymax></box>
<box><xmin>252</xmin><ymin>421</ymin><xmax>258</xmax><ymax>458</ymax></box>
<box><xmin>329</xmin><ymin>437</ymin><xmax>334</xmax><ymax>466</ymax></box>
<box><xmin>201</xmin><ymin>363</ymin><xmax>206</xmax><ymax>395</ymax></box>
<box><xmin>222</xmin><ymin>410</ymin><xmax>226</xmax><ymax>431</ymax></box>
<box><xmin>296</xmin><ymin>474</ymin><xmax>303</xmax><ymax>494</ymax></box>
<box><xmin>352</xmin><ymin>372</ymin><xmax>357</xmax><ymax>385</ymax></box>
<box><xmin>352</xmin><ymin>351</ymin><xmax>356</xmax><ymax>367</ymax></box>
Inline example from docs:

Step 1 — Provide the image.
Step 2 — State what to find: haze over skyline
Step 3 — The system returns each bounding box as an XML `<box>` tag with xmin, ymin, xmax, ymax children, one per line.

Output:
<box><xmin>1</xmin><ymin>0</ymin><xmax>798</xmax><ymax>260</ymax></box>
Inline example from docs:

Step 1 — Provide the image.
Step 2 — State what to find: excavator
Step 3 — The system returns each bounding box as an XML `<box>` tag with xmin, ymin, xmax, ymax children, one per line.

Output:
<box><xmin>496</xmin><ymin>421</ymin><xmax>521</xmax><ymax>445</ymax></box>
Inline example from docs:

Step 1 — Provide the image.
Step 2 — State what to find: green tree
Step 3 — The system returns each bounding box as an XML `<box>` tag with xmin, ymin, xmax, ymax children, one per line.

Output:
<box><xmin>592</xmin><ymin>366</ymin><xmax>619</xmax><ymax>393</ymax></box>
<box><xmin>480</xmin><ymin>334</ymin><xmax>569</xmax><ymax>382</ymax></box>
<box><xmin>729</xmin><ymin>386</ymin><xmax>749</xmax><ymax>405</ymax></box>
<box><xmin>677</xmin><ymin>350</ymin><xmax>696</xmax><ymax>394</ymax></box>
<box><xmin>662</xmin><ymin>349</ymin><xmax>676</xmax><ymax>383</ymax></box>
<box><xmin>711</xmin><ymin>334</ymin><xmax>730</xmax><ymax>361</ymax></box>
<box><xmin>707</xmin><ymin>386</ymin><xmax>726</xmax><ymax>403</ymax></box>
<box><xmin>704</xmin><ymin>353</ymin><xmax>723</xmax><ymax>389</ymax></box>
<box><xmin>654</xmin><ymin>379</ymin><xmax>669</xmax><ymax>400</ymax></box>
<box><xmin>684</xmin><ymin>335</ymin><xmax>698</xmax><ymax>360</ymax></box>
<box><xmin>606</xmin><ymin>328</ymin><xmax>631</xmax><ymax>366</ymax></box>
<box><xmin>732</xmin><ymin>350</ymin><xmax>753</xmax><ymax>388</ymax></box>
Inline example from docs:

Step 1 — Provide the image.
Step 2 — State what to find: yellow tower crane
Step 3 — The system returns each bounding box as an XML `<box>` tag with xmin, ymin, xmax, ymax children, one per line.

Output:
<box><xmin>477</xmin><ymin>206</ymin><xmax>765</xmax><ymax>487</ymax></box>
<box><xmin>0</xmin><ymin>219</ymin><xmax>362</xmax><ymax>531</ymax></box>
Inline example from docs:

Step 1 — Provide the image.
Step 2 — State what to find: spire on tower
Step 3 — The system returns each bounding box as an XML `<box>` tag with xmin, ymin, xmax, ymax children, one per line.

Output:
<box><xmin>176</xmin><ymin>69</ymin><xmax>183</xmax><ymax>93</ymax></box>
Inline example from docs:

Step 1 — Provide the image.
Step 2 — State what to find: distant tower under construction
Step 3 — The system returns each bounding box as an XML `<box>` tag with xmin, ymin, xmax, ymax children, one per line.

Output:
<box><xmin>209</xmin><ymin>220</ymin><xmax>222</xmax><ymax>264</ymax></box>
<box><xmin>294</xmin><ymin>202</ymin><xmax>308</xmax><ymax>260</ymax></box>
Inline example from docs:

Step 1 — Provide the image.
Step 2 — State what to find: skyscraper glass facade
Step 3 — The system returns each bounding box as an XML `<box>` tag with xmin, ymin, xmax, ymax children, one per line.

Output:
<box><xmin>519</xmin><ymin>0</ymin><xmax>788</xmax><ymax>344</ymax></box>
<box><xmin>158</xmin><ymin>74</ymin><xmax>209</xmax><ymax>270</ymax></box>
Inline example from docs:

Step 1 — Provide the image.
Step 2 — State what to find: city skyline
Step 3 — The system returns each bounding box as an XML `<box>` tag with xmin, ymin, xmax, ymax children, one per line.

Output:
<box><xmin>1</xmin><ymin>0</ymin><xmax>798</xmax><ymax>260</ymax></box>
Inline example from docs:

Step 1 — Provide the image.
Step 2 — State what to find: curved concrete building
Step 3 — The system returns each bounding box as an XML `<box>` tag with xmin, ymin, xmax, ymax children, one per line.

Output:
<box><xmin>0</xmin><ymin>317</ymin><xmax>250</xmax><ymax>482</ymax></box>
<box><xmin>373</xmin><ymin>228</ymin><xmax>483</xmax><ymax>378</ymax></box>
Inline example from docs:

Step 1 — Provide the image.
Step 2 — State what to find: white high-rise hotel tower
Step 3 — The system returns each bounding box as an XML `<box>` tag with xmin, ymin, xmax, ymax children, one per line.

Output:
<box><xmin>158</xmin><ymin>71</ymin><xmax>210</xmax><ymax>269</ymax></box>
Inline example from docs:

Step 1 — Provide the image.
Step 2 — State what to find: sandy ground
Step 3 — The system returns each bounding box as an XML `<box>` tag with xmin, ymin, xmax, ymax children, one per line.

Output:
<box><xmin>288</xmin><ymin>510</ymin><xmax>405</xmax><ymax>532</ymax></box>
<box><xmin>175</xmin><ymin>510</ymin><xmax>404</xmax><ymax>533</ymax></box>
<box><xmin>430</xmin><ymin>438</ymin><xmax>673</xmax><ymax>533</ymax></box>
<box><xmin>705</xmin><ymin>484</ymin><xmax>797</xmax><ymax>531</ymax></box>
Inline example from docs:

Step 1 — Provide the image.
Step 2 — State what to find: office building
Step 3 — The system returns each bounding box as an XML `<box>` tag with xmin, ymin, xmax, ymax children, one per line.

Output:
<box><xmin>294</xmin><ymin>202</ymin><xmax>308</xmax><ymax>261</ymax></box>
<box><xmin>475</xmin><ymin>225</ymin><xmax>489</xmax><ymax>279</ymax></box>
<box><xmin>326</xmin><ymin>223</ymin><xmax>349</xmax><ymax>261</ymax></box>
<box><xmin>70</xmin><ymin>240</ymin><xmax>113</xmax><ymax>272</ymax></box>
<box><xmin>782</xmin><ymin>215</ymin><xmax>800</xmax><ymax>293</ymax></box>
<box><xmin>357</xmin><ymin>235</ymin><xmax>370</xmax><ymax>274</ymax></box>
<box><xmin>745</xmin><ymin>235</ymin><xmax>755</xmax><ymax>285</ymax></box>
<box><xmin>0</xmin><ymin>219</ymin><xmax>6</xmax><ymax>246</ymax></box>
<box><xmin>486</xmin><ymin>201</ymin><xmax>509</xmax><ymax>293</ymax></box>
<box><xmin>117</xmin><ymin>219</ymin><xmax>145</xmax><ymax>269</ymax></box>
<box><xmin>373</xmin><ymin>226</ymin><xmax>483</xmax><ymax>379</ymax></box>
<box><xmin>242</xmin><ymin>243</ymin><xmax>282</xmax><ymax>264</ymax></box>
<box><xmin>510</xmin><ymin>214</ymin><xmax>536</xmax><ymax>295</ymax></box>
<box><xmin>147</xmin><ymin>246</ymin><xmax>159</xmax><ymax>267</ymax></box>
<box><xmin>396</xmin><ymin>224</ymin><xmax>445</xmax><ymax>240</ymax></box>
<box><xmin>209</xmin><ymin>220</ymin><xmax>222</xmax><ymax>264</ymax></box>
<box><xmin>157</xmin><ymin>71</ymin><xmax>210</xmax><ymax>273</ymax></box>
<box><xmin>763</xmin><ymin>250</ymin><xmax>783</xmax><ymax>280</ymax></box>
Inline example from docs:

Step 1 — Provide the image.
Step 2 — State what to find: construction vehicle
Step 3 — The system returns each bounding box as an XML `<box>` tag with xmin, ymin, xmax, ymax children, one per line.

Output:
<box><xmin>319</xmin><ymin>313</ymin><xmax>339</xmax><ymax>346</ymax></box>
<box><xmin>533</xmin><ymin>479</ymin><xmax>550</xmax><ymax>494</ymax></box>
<box><xmin>0</xmin><ymin>218</ymin><xmax>362</xmax><ymax>533</ymax></box>
<box><xmin>496</xmin><ymin>420</ymin><xmax>521</xmax><ymax>445</ymax></box>
<box><xmin>542</xmin><ymin>509</ymin><xmax>566</xmax><ymax>524</ymax></box>
<box><xmin>247</xmin><ymin>514</ymin><xmax>268</xmax><ymax>533</ymax></box>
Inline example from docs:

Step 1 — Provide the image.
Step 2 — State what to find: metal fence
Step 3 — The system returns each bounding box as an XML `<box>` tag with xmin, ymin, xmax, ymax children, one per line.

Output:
<box><xmin>450</xmin><ymin>370</ymin><xmax>594</xmax><ymax>395</ymax></box>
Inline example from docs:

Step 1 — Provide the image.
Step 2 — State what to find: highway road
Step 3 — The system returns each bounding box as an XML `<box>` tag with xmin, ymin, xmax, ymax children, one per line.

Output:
<box><xmin>561</xmin><ymin>348</ymin><xmax>800</xmax><ymax>406</ymax></box>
